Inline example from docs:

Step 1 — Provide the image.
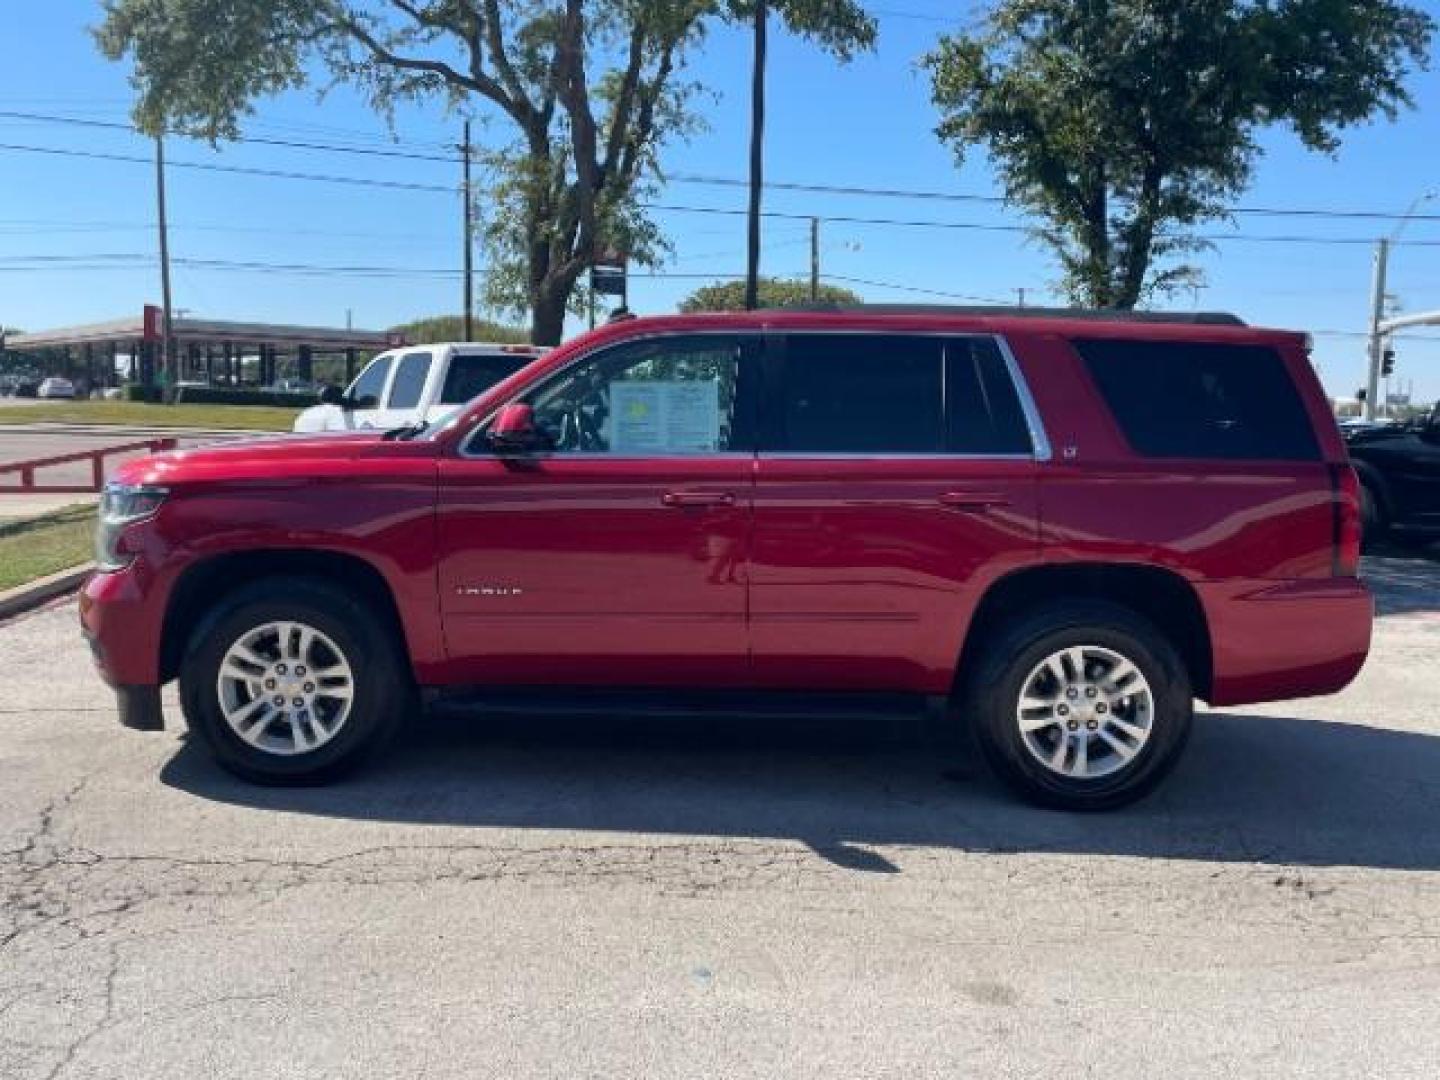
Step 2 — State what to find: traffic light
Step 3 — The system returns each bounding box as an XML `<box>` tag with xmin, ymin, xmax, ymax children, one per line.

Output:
<box><xmin>1382</xmin><ymin>347</ymin><xmax>1396</xmax><ymax>377</ymax></box>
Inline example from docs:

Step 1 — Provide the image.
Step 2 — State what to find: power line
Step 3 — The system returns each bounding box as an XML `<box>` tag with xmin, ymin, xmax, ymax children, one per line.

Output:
<box><xmin>823</xmin><ymin>273</ymin><xmax>1009</xmax><ymax>303</ymax></box>
<box><xmin>8</xmin><ymin>110</ymin><xmax>1440</xmax><ymax>226</ymax></box>
<box><xmin>0</xmin><ymin>141</ymin><xmax>455</xmax><ymax>193</ymax></box>
<box><xmin>0</xmin><ymin>110</ymin><xmax>455</xmax><ymax>162</ymax></box>
<box><xmin>5</xmin><ymin>140</ymin><xmax>1438</xmax><ymax>248</ymax></box>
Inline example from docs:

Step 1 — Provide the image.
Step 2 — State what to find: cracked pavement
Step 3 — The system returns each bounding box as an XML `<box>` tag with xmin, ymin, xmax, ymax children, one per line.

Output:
<box><xmin>3</xmin><ymin>551</ymin><xmax>1440</xmax><ymax>1078</ymax></box>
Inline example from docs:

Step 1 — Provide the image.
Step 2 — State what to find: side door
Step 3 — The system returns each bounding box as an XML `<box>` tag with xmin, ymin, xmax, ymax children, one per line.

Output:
<box><xmin>750</xmin><ymin>332</ymin><xmax>1044</xmax><ymax>695</ymax></box>
<box><xmin>368</xmin><ymin>349</ymin><xmax>435</xmax><ymax>429</ymax></box>
<box><xmin>435</xmin><ymin>332</ymin><xmax>758</xmax><ymax>687</ymax></box>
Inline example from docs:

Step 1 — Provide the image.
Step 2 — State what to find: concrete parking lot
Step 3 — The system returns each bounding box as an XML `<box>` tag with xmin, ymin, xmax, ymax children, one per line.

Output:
<box><xmin>2</xmin><ymin>552</ymin><xmax>1439</xmax><ymax>1078</ymax></box>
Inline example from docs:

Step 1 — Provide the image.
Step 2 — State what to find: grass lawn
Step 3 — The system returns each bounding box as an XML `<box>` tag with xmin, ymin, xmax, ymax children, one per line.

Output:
<box><xmin>0</xmin><ymin>504</ymin><xmax>94</xmax><ymax>591</ymax></box>
<box><xmin>1</xmin><ymin>400</ymin><xmax>299</xmax><ymax>432</ymax></box>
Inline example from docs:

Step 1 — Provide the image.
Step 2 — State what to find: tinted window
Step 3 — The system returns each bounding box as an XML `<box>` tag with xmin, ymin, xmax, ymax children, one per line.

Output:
<box><xmin>1077</xmin><ymin>340</ymin><xmax>1319</xmax><ymax>461</ymax></box>
<box><xmin>347</xmin><ymin>356</ymin><xmax>391</xmax><ymax>410</ymax></box>
<box><xmin>386</xmin><ymin>351</ymin><xmax>432</xmax><ymax>410</ymax></box>
<box><xmin>441</xmin><ymin>353</ymin><xmax>532</xmax><ymax>405</ymax></box>
<box><xmin>946</xmin><ymin>338</ymin><xmax>1033</xmax><ymax>454</ymax></box>
<box><xmin>774</xmin><ymin>335</ymin><xmax>1032</xmax><ymax>454</ymax></box>
<box><xmin>780</xmin><ymin>335</ymin><xmax>944</xmax><ymax>452</ymax></box>
<box><xmin>524</xmin><ymin>336</ymin><xmax>743</xmax><ymax>454</ymax></box>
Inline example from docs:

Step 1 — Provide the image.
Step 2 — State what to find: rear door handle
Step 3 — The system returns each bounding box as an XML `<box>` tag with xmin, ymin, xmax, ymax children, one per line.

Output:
<box><xmin>937</xmin><ymin>491</ymin><xmax>1010</xmax><ymax>512</ymax></box>
<box><xmin>661</xmin><ymin>490</ymin><xmax>737</xmax><ymax>509</ymax></box>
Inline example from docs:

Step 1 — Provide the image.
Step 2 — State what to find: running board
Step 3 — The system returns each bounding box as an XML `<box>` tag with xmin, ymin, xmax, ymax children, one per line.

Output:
<box><xmin>427</xmin><ymin>686</ymin><xmax>947</xmax><ymax>724</ymax></box>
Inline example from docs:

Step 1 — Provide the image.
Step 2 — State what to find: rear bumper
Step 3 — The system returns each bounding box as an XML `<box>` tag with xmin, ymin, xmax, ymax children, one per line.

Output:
<box><xmin>1198</xmin><ymin>576</ymin><xmax>1373</xmax><ymax>706</ymax></box>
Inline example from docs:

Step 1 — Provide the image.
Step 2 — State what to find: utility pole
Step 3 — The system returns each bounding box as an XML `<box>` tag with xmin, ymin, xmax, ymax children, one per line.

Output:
<box><xmin>809</xmin><ymin>217</ymin><xmax>819</xmax><ymax>301</ymax></box>
<box><xmin>1364</xmin><ymin>238</ymin><xmax>1389</xmax><ymax>422</ymax></box>
<box><xmin>154</xmin><ymin>134</ymin><xmax>175</xmax><ymax>404</ymax></box>
<box><xmin>461</xmin><ymin>119</ymin><xmax>474</xmax><ymax>342</ymax></box>
<box><xmin>744</xmin><ymin>0</ymin><xmax>768</xmax><ymax>311</ymax></box>
<box><xmin>1016</xmin><ymin>287</ymin><xmax>1027</xmax><ymax>309</ymax></box>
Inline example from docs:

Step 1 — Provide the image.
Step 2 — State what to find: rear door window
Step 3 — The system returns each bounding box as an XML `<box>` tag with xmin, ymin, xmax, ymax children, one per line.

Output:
<box><xmin>441</xmin><ymin>353</ymin><xmax>533</xmax><ymax>405</ymax></box>
<box><xmin>1076</xmin><ymin>339</ymin><xmax>1319</xmax><ymax>461</ymax></box>
<box><xmin>770</xmin><ymin>334</ymin><xmax>1032</xmax><ymax>455</ymax></box>
<box><xmin>777</xmin><ymin>335</ymin><xmax>945</xmax><ymax>453</ymax></box>
<box><xmin>386</xmin><ymin>351</ymin><xmax>433</xmax><ymax>410</ymax></box>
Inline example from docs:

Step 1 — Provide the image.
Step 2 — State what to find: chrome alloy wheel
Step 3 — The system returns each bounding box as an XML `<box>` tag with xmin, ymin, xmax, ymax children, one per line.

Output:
<box><xmin>1016</xmin><ymin>645</ymin><xmax>1154</xmax><ymax>780</ymax></box>
<box><xmin>215</xmin><ymin>621</ymin><xmax>355</xmax><ymax>756</ymax></box>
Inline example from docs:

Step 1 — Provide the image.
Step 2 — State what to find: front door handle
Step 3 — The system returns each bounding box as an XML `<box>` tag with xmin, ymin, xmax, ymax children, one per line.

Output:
<box><xmin>937</xmin><ymin>491</ymin><xmax>1010</xmax><ymax>512</ymax></box>
<box><xmin>661</xmin><ymin>490</ymin><xmax>737</xmax><ymax>509</ymax></box>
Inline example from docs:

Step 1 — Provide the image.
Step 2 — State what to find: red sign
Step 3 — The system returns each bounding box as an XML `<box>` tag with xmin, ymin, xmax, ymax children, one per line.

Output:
<box><xmin>142</xmin><ymin>304</ymin><xmax>163</xmax><ymax>342</ymax></box>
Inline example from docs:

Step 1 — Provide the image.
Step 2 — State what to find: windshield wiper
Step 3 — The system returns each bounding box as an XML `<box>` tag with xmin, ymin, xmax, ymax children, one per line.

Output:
<box><xmin>381</xmin><ymin>420</ymin><xmax>430</xmax><ymax>441</ymax></box>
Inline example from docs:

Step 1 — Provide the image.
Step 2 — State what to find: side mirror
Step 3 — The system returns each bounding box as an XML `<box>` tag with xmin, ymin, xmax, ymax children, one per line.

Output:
<box><xmin>318</xmin><ymin>384</ymin><xmax>349</xmax><ymax>408</ymax></box>
<box><xmin>487</xmin><ymin>402</ymin><xmax>547</xmax><ymax>454</ymax></box>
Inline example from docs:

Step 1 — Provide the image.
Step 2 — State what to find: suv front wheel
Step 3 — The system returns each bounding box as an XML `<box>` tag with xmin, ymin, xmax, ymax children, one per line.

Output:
<box><xmin>963</xmin><ymin>602</ymin><xmax>1193</xmax><ymax>810</ymax></box>
<box><xmin>179</xmin><ymin>578</ymin><xmax>408</xmax><ymax>784</ymax></box>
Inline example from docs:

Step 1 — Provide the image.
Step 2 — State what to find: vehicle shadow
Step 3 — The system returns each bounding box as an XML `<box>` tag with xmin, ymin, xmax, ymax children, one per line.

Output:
<box><xmin>161</xmin><ymin>703</ymin><xmax>1440</xmax><ymax>873</ymax></box>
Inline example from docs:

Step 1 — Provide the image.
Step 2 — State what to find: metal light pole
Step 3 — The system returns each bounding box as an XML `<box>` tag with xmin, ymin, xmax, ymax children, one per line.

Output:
<box><xmin>154</xmin><ymin>134</ymin><xmax>176</xmax><ymax>403</ymax></box>
<box><xmin>1364</xmin><ymin>238</ymin><xmax>1389</xmax><ymax>421</ymax></box>
<box><xmin>744</xmin><ymin>0</ymin><xmax>768</xmax><ymax>311</ymax></box>
<box><xmin>1364</xmin><ymin>190</ymin><xmax>1436</xmax><ymax>420</ymax></box>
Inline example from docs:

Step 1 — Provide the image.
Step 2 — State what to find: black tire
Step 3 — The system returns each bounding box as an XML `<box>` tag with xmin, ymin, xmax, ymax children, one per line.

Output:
<box><xmin>959</xmin><ymin>601</ymin><xmax>1193</xmax><ymax>811</ymax></box>
<box><xmin>179</xmin><ymin>577</ymin><xmax>409</xmax><ymax>784</ymax></box>
<box><xmin>1360</xmin><ymin>480</ymin><xmax>1388</xmax><ymax>550</ymax></box>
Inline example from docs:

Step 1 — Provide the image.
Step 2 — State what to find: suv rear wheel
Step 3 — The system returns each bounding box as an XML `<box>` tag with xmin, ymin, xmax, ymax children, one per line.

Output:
<box><xmin>963</xmin><ymin>602</ymin><xmax>1192</xmax><ymax>810</ymax></box>
<box><xmin>179</xmin><ymin>577</ymin><xmax>408</xmax><ymax>784</ymax></box>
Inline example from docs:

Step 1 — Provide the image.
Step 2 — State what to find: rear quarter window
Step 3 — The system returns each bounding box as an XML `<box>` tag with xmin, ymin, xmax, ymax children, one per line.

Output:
<box><xmin>1075</xmin><ymin>339</ymin><xmax>1320</xmax><ymax>461</ymax></box>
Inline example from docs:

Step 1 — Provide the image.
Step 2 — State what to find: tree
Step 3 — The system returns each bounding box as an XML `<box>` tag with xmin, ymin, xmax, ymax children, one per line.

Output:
<box><xmin>390</xmin><ymin>313</ymin><xmax>530</xmax><ymax>344</ymax></box>
<box><xmin>924</xmin><ymin>1</ymin><xmax>1434</xmax><ymax>309</ymax></box>
<box><xmin>97</xmin><ymin>1</ymin><xmax>873</xmax><ymax>344</ymax></box>
<box><xmin>678</xmin><ymin>276</ymin><xmax>861</xmax><ymax>311</ymax></box>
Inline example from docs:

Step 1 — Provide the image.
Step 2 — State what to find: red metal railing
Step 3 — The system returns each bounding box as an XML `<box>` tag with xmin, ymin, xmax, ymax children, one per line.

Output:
<box><xmin>0</xmin><ymin>438</ymin><xmax>177</xmax><ymax>494</ymax></box>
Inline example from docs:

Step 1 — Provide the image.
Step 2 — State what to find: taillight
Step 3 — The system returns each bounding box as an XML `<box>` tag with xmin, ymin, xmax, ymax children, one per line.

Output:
<box><xmin>1331</xmin><ymin>464</ymin><xmax>1361</xmax><ymax>577</ymax></box>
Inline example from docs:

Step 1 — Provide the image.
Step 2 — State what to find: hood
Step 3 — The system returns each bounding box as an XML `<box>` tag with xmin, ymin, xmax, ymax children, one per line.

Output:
<box><xmin>110</xmin><ymin>430</ymin><xmax>411</xmax><ymax>488</ymax></box>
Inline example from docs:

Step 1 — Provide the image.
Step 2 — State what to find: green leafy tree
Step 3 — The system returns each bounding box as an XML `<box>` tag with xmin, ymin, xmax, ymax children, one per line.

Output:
<box><xmin>679</xmin><ymin>276</ymin><xmax>862</xmax><ymax>311</ymax></box>
<box><xmin>924</xmin><ymin>0</ymin><xmax>1433</xmax><ymax>309</ymax></box>
<box><xmin>97</xmin><ymin>0</ymin><xmax>874</xmax><ymax>344</ymax></box>
<box><xmin>389</xmin><ymin>313</ymin><xmax>530</xmax><ymax>344</ymax></box>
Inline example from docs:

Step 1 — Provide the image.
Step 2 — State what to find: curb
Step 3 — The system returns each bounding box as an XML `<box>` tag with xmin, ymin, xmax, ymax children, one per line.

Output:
<box><xmin>0</xmin><ymin>563</ymin><xmax>93</xmax><ymax>622</ymax></box>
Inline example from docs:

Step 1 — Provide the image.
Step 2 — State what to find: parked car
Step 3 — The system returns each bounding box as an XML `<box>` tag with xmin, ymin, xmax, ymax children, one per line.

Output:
<box><xmin>82</xmin><ymin>307</ymin><xmax>1370</xmax><ymax>809</ymax></box>
<box><xmin>1346</xmin><ymin>402</ymin><xmax>1440</xmax><ymax>543</ymax></box>
<box><xmin>292</xmin><ymin>342</ymin><xmax>548</xmax><ymax>434</ymax></box>
<box><xmin>37</xmin><ymin>377</ymin><xmax>76</xmax><ymax>399</ymax></box>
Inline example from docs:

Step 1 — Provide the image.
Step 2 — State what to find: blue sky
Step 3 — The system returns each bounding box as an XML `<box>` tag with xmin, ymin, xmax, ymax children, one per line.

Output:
<box><xmin>3</xmin><ymin>0</ymin><xmax>1440</xmax><ymax>402</ymax></box>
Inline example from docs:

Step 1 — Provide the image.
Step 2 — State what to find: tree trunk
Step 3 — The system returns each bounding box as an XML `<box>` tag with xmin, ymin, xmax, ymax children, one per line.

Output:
<box><xmin>530</xmin><ymin>288</ymin><xmax>568</xmax><ymax>346</ymax></box>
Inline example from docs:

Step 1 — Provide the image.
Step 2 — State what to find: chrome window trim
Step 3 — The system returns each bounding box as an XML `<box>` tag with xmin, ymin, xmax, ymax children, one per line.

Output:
<box><xmin>458</xmin><ymin>326</ymin><xmax>1054</xmax><ymax>463</ymax></box>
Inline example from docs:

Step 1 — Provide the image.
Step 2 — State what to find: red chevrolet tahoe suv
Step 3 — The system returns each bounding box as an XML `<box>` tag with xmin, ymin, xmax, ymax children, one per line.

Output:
<box><xmin>80</xmin><ymin>307</ymin><xmax>1372</xmax><ymax>809</ymax></box>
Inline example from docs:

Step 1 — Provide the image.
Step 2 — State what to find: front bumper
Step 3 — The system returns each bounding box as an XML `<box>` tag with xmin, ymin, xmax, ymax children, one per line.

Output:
<box><xmin>1199</xmin><ymin>576</ymin><xmax>1373</xmax><ymax>706</ymax></box>
<box><xmin>79</xmin><ymin>562</ymin><xmax>167</xmax><ymax>688</ymax></box>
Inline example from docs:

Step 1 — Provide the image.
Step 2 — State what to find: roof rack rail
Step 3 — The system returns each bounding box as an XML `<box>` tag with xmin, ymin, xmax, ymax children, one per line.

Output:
<box><xmin>770</xmin><ymin>303</ymin><xmax>1246</xmax><ymax>326</ymax></box>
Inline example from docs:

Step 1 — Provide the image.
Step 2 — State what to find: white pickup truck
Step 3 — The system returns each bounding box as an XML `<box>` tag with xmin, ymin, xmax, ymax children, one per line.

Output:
<box><xmin>293</xmin><ymin>341</ymin><xmax>547</xmax><ymax>434</ymax></box>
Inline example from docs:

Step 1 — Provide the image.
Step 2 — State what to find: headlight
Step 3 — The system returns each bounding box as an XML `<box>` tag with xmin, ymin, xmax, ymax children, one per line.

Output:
<box><xmin>95</xmin><ymin>483</ymin><xmax>168</xmax><ymax>571</ymax></box>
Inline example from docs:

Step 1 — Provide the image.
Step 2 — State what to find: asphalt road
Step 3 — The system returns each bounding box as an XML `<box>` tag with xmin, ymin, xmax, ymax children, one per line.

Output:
<box><xmin>2</xmin><ymin>553</ymin><xmax>1439</xmax><ymax>1079</ymax></box>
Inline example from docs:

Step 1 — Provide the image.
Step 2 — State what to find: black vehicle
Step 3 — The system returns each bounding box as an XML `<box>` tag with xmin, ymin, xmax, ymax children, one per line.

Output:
<box><xmin>1346</xmin><ymin>403</ymin><xmax>1440</xmax><ymax>544</ymax></box>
